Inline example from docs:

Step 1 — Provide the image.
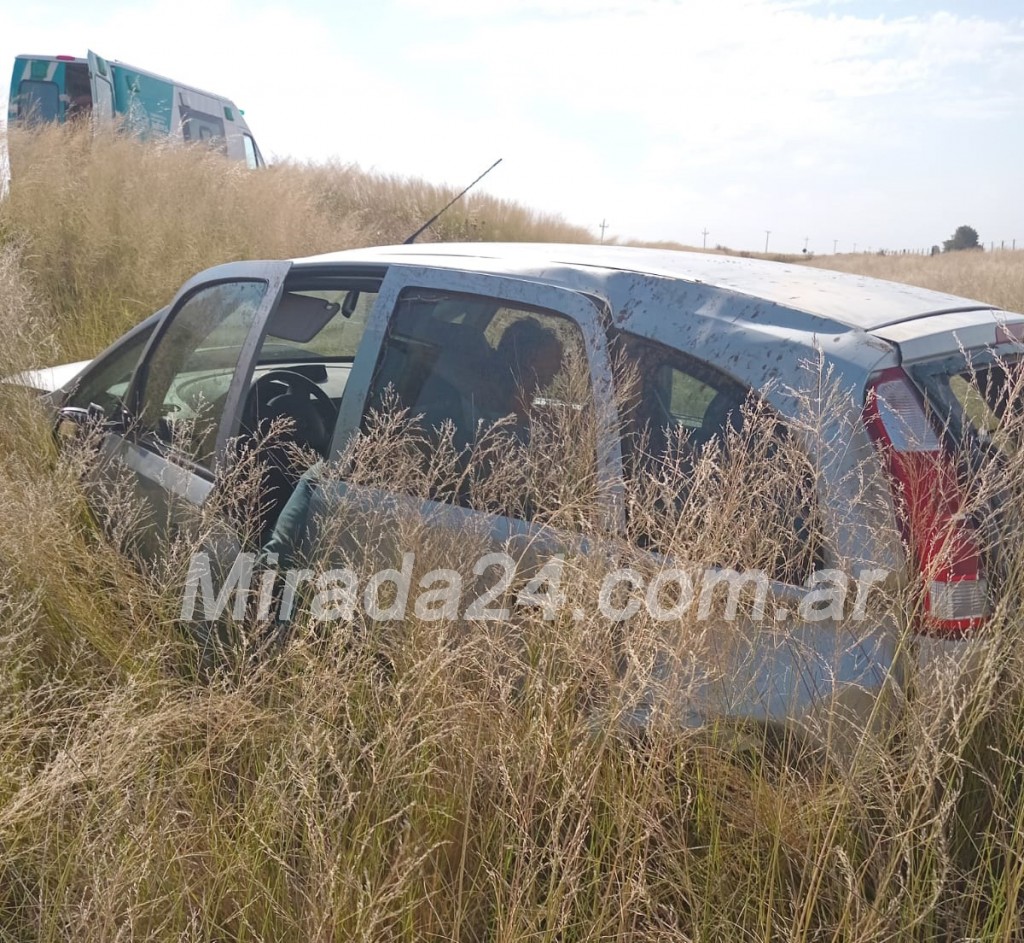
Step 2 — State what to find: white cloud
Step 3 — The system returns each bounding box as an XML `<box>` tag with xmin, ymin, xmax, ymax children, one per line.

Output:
<box><xmin>3</xmin><ymin>0</ymin><xmax>1022</xmax><ymax>250</ymax></box>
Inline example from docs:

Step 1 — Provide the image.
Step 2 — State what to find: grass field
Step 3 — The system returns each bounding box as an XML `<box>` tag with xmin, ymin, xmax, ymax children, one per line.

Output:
<box><xmin>807</xmin><ymin>249</ymin><xmax>1024</xmax><ymax>317</ymax></box>
<box><xmin>2</xmin><ymin>124</ymin><xmax>1024</xmax><ymax>941</ymax></box>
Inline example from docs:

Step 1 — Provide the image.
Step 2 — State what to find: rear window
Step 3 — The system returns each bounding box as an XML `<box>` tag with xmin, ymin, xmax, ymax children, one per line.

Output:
<box><xmin>911</xmin><ymin>352</ymin><xmax>1024</xmax><ymax>457</ymax></box>
<box><xmin>17</xmin><ymin>80</ymin><xmax>60</xmax><ymax>122</ymax></box>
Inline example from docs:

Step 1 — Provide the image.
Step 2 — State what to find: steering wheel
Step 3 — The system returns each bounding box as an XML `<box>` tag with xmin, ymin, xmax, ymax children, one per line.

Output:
<box><xmin>243</xmin><ymin>369</ymin><xmax>336</xmax><ymax>457</ymax></box>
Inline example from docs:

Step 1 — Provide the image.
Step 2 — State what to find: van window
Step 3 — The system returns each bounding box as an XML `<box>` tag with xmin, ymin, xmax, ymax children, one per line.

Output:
<box><xmin>242</xmin><ymin>134</ymin><xmax>259</xmax><ymax>170</ymax></box>
<box><xmin>16</xmin><ymin>80</ymin><xmax>60</xmax><ymax>122</ymax></box>
<box><xmin>180</xmin><ymin>106</ymin><xmax>227</xmax><ymax>152</ymax></box>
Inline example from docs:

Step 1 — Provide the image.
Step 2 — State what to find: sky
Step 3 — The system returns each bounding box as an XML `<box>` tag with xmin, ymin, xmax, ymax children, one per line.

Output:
<box><xmin>3</xmin><ymin>0</ymin><xmax>1023</xmax><ymax>254</ymax></box>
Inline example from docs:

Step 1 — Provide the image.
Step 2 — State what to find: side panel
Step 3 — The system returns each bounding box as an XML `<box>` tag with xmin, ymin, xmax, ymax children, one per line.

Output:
<box><xmin>110</xmin><ymin>64</ymin><xmax>174</xmax><ymax>137</ymax></box>
<box><xmin>7</xmin><ymin>57</ymin><xmax>29</xmax><ymax>122</ymax></box>
<box><xmin>110</xmin><ymin>64</ymin><xmax>175</xmax><ymax>136</ymax></box>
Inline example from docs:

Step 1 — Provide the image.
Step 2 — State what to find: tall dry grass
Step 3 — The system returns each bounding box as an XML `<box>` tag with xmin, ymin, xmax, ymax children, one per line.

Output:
<box><xmin>0</xmin><ymin>124</ymin><xmax>593</xmax><ymax>365</ymax></box>
<box><xmin>4</xmin><ymin>347</ymin><xmax>1024</xmax><ymax>940</ymax></box>
<box><xmin>2</xmin><ymin>124</ymin><xmax>1024</xmax><ymax>940</ymax></box>
<box><xmin>808</xmin><ymin>250</ymin><xmax>1024</xmax><ymax>315</ymax></box>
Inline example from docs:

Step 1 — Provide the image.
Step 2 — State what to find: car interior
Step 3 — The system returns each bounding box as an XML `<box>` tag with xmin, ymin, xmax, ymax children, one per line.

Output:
<box><xmin>228</xmin><ymin>280</ymin><xmax>381</xmax><ymax>539</ymax></box>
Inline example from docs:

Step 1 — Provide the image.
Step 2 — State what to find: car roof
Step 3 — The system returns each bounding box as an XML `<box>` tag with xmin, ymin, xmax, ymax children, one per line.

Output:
<box><xmin>297</xmin><ymin>243</ymin><xmax>999</xmax><ymax>332</ymax></box>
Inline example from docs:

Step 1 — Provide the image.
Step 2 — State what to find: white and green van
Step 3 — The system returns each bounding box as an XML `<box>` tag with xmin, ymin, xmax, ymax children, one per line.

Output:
<box><xmin>8</xmin><ymin>50</ymin><xmax>265</xmax><ymax>168</ymax></box>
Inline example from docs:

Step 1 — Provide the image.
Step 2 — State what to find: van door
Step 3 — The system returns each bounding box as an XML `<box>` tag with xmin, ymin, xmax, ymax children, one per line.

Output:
<box><xmin>9</xmin><ymin>58</ymin><xmax>61</xmax><ymax>125</ymax></box>
<box><xmin>87</xmin><ymin>51</ymin><xmax>114</xmax><ymax>123</ymax></box>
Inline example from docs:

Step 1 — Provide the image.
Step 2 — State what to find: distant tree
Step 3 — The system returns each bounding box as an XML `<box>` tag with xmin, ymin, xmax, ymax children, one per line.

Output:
<box><xmin>943</xmin><ymin>225</ymin><xmax>982</xmax><ymax>252</ymax></box>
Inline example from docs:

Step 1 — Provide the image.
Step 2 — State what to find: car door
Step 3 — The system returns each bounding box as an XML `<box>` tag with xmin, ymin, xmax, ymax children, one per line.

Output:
<box><xmin>298</xmin><ymin>264</ymin><xmax>620</xmax><ymax>618</ymax></box>
<box><xmin>95</xmin><ymin>261</ymin><xmax>290</xmax><ymax>561</ymax></box>
<box><xmin>613</xmin><ymin>331</ymin><xmax>896</xmax><ymax>731</ymax></box>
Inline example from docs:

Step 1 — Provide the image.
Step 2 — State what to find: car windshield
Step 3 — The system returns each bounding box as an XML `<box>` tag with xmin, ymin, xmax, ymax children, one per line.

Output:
<box><xmin>258</xmin><ymin>288</ymin><xmax>378</xmax><ymax>364</ymax></box>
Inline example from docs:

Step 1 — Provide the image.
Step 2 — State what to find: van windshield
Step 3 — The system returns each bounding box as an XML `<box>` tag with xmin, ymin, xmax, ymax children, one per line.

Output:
<box><xmin>910</xmin><ymin>351</ymin><xmax>1024</xmax><ymax>458</ymax></box>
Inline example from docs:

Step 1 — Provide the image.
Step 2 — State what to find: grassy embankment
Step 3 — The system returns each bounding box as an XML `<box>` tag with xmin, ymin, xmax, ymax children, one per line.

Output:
<box><xmin>1</xmin><ymin>123</ymin><xmax>1024</xmax><ymax>941</ymax></box>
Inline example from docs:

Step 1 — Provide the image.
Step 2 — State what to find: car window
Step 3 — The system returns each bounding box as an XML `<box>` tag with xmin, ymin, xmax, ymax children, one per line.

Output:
<box><xmin>614</xmin><ymin>332</ymin><xmax>822</xmax><ymax>581</ymax></box>
<box><xmin>137</xmin><ymin>281</ymin><xmax>266</xmax><ymax>468</ymax></box>
<box><xmin>64</xmin><ymin>322</ymin><xmax>156</xmax><ymax>416</ymax></box>
<box><xmin>243</xmin><ymin>282</ymin><xmax>380</xmax><ymax>455</ymax></box>
<box><xmin>361</xmin><ymin>288</ymin><xmax>594</xmax><ymax>515</ymax></box>
<box><xmin>910</xmin><ymin>353</ymin><xmax>1024</xmax><ymax>460</ymax></box>
<box><xmin>258</xmin><ymin>286</ymin><xmax>377</xmax><ymax>364</ymax></box>
<box><xmin>615</xmin><ymin>333</ymin><xmax>748</xmax><ymax>471</ymax></box>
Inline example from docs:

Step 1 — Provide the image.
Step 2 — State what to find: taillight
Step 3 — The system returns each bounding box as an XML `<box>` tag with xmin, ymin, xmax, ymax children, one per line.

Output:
<box><xmin>863</xmin><ymin>367</ymin><xmax>987</xmax><ymax>635</ymax></box>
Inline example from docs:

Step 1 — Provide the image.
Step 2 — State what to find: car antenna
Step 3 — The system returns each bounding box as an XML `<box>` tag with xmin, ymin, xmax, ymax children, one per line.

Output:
<box><xmin>403</xmin><ymin>158</ymin><xmax>503</xmax><ymax>244</ymax></box>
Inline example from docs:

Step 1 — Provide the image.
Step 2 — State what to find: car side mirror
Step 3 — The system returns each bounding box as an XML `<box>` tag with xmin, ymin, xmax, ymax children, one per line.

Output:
<box><xmin>54</xmin><ymin>403</ymin><xmax>110</xmax><ymax>446</ymax></box>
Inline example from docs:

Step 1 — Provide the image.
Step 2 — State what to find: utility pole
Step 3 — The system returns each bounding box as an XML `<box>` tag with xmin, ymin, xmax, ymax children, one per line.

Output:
<box><xmin>764</xmin><ymin>230</ymin><xmax>771</xmax><ymax>253</ymax></box>
<box><xmin>853</xmin><ymin>242</ymin><xmax>858</xmax><ymax>253</ymax></box>
<box><xmin>803</xmin><ymin>236</ymin><xmax>809</xmax><ymax>253</ymax></box>
<box><xmin>599</xmin><ymin>219</ymin><xmax>609</xmax><ymax>244</ymax></box>
<box><xmin>833</xmin><ymin>239</ymin><xmax>838</xmax><ymax>254</ymax></box>
<box><xmin>702</xmin><ymin>227</ymin><xmax>709</xmax><ymax>249</ymax></box>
